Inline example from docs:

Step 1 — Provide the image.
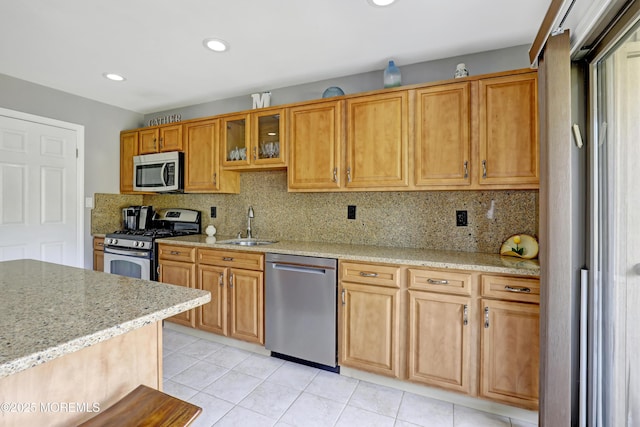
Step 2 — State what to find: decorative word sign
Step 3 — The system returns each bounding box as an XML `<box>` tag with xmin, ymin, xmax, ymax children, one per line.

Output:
<box><xmin>148</xmin><ymin>114</ymin><xmax>182</xmax><ymax>127</ymax></box>
<box><xmin>251</xmin><ymin>92</ymin><xmax>271</xmax><ymax>109</ymax></box>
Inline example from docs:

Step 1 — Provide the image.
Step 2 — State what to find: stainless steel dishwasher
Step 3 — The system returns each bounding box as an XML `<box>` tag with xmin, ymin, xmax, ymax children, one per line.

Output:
<box><xmin>265</xmin><ymin>253</ymin><xmax>338</xmax><ymax>370</ymax></box>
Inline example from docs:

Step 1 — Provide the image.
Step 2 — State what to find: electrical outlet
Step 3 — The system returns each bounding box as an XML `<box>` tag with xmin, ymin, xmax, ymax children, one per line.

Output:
<box><xmin>210</xmin><ymin>207</ymin><xmax>217</xmax><ymax>218</ymax></box>
<box><xmin>456</xmin><ymin>210</ymin><xmax>468</xmax><ymax>226</ymax></box>
<box><xmin>347</xmin><ymin>205</ymin><xmax>356</xmax><ymax>220</ymax></box>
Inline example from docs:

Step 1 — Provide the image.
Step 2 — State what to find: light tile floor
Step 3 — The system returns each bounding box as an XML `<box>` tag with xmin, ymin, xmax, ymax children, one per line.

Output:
<box><xmin>162</xmin><ymin>327</ymin><xmax>537</xmax><ymax>427</ymax></box>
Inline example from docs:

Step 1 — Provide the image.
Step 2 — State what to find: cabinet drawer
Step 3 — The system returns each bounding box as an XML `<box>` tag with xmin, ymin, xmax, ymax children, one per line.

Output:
<box><xmin>481</xmin><ymin>275</ymin><xmax>540</xmax><ymax>303</ymax></box>
<box><xmin>408</xmin><ymin>268</ymin><xmax>473</xmax><ymax>295</ymax></box>
<box><xmin>93</xmin><ymin>237</ymin><xmax>105</xmax><ymax>251</ymax></box>
<box><xmin>158</xmin><ymin>244</ymin><xmax>196</xmax><ymax>263</ymax></box>
<box><xmin>340</xmin><ymin>261</ymin><xmax>402</xmax><ymax>288</ymax></box>
<box><xmin>198</xmin><ymin>249</ymin><xmax>264</xmax><ymax>271</ymax></box>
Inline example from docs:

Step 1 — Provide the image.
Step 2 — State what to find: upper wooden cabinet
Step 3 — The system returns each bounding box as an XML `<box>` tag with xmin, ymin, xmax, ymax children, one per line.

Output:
<box><xmin>120</xmin><ymin>68</ymin><xmax>538</xmax><ymax>193</ymax></box>
<box><xmin>221</xmin><ymin>107</ymin><xmax>286</xmax><ymax>170</ymax></box>
<box><xmin>120</xmin><ymin>130</ymin><xmax>138</xmax><ymax>194</ymax></box>
<box><xmin>414</xmin><ymin>82</ymin><xmax>471</xmax><ymax>187</ymax></box>
<box><xmin>345</xmin><ymin>91</ymin><xmax>409</xmax><ymax>189</ymax></box>
<box><xmin>287</xmin><ymin>100</ymin><xmax>343</xmax><ymax>190</ymax></box>
<box><xmin>183</xmin><ymin>119</ymin><xmax>239</xmax><ymax>194</ymax></box>
<box><xmin>139</xmin><ymin>124</ymin><xmax>183</xmax><ymax>154</ymax></box>
<box><xmin>478</xmin><ymin>73</ymin><xmax>538</xmax><ymax>186</ymax></box>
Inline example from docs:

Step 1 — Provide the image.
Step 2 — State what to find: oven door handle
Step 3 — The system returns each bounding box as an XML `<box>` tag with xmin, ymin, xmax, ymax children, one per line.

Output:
<box><xmin>104</xmin><ymin>247</ymin><xmax>150</xmax><ymax>258</ymax></box>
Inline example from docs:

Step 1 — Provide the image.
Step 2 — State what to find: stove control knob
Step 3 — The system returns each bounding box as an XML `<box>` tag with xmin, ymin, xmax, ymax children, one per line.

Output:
<box><xmin>111</xmin><ymin>239</ymin><xmax>118</xmax><ymax>245</ymax></box>
<box><xmin>134</xmin><ymin>241</ymin><xmax>140</xmax><ymax>247</ymax></box>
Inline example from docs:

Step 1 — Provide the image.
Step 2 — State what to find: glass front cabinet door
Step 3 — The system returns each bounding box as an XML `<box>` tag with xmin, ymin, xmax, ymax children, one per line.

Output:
<box><xmin>221</xmin><ymin>107</ymin><xmax>285</xmax><ymax>169</ymax></box>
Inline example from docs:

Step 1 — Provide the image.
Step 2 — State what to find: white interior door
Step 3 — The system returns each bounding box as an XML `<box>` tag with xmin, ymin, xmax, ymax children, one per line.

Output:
<box><xmin>0</xmin><ymin>111</ymin><xmax>82</xmax><ymax>267</ymax></box>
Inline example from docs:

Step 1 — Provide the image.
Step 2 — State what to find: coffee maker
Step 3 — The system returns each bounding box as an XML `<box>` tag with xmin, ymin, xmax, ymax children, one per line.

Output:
<box><xmin>122</xmin><ymin>206</ymin><xmax>153</xmax><ymax>231</ymax></box>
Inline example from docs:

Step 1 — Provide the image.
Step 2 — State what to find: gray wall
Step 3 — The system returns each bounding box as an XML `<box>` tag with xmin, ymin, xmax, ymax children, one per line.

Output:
<box><xmin>0</xmin><ymin>73</ymin><xmax>143</xmax><ymax>268</ymax></box>
<box><xmin>145</xmin><ymin>45</ymin><xmax>532</xmax><ymax>123</ymax></box>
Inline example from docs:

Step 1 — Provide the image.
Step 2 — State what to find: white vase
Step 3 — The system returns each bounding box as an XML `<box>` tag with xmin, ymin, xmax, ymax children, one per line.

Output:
<box><xmin>205</xmin><ymin>225</ymin><xmax>216</xmax><ymax>237</ymax></box>
<box><xmin>454</xmin><ymin>63</ymin><xmax>469</xmax><ymax>78</ymax></box>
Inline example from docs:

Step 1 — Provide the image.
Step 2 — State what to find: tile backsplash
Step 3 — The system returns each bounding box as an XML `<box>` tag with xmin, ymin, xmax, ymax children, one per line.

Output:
<box><xmin>92</xmin><ymin>171</ymin><xmax>538</xmax><ymax>254</ymax></box>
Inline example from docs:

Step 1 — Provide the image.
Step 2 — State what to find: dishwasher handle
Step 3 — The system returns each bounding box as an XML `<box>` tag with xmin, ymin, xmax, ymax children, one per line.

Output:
<box><xmin>271</xmin><ymin>263</ymin><xmax>329</xmax><ymax>275</ymax></box>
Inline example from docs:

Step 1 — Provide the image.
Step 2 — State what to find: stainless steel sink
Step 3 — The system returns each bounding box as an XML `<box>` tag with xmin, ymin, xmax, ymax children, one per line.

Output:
<box><xmin>216</xmin><ymin>238</ymin><xmax>277</xmax><ymax>246</ymax></box>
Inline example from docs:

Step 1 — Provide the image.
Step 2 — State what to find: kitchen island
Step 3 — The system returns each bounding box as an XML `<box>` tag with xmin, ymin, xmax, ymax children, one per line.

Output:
<box><xmin>0</xmin><ymin>259</ymin><xmax>210</xmax><ymax>427</ymax></box>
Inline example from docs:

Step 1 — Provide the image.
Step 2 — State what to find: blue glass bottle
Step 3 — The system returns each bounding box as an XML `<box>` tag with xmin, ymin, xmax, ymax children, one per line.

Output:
<box><xmin>384</xmin><ymin>60</ymin><xmax>402</xmax><ymax>88</ymax></box>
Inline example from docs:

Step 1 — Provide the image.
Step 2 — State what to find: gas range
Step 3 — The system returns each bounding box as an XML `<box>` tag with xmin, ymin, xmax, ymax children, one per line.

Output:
<box><xmin>103</xmin><ymin>208</ymin><xmax>201</xmax><ymax>281</ymax></box>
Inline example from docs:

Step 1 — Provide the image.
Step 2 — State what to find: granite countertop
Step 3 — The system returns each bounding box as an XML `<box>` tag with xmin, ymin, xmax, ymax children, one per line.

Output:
<box><xmin>0</xmin><ymin>259</ymin><xmax>210</xmax><ymax>378</ymax></box>
<box><xmin>156</xmin><ymin>235</ymin><xmax>540</xmax><ymax>277</ymax></box>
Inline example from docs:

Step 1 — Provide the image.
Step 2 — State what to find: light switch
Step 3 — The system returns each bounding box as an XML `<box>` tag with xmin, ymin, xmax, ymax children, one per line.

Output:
<box><xmin>85</xmin><ymin>197</ymin><xmax>94</xmax><ymax>209</ymax></box>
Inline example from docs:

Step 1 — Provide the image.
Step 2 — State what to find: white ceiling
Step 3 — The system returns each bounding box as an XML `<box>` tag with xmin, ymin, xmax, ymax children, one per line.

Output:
<box><xmin>0</xmin><ymin>1</ymin><xmax>550</xmax><ymax>114</ymax></box>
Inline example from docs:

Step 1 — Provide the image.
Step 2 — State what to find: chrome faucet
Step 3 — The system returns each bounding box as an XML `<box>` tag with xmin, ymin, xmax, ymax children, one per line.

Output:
<box><xmin>246</xmin><ymin>206</ymin><xmax>255</xmax><ymax>239</ymax></box>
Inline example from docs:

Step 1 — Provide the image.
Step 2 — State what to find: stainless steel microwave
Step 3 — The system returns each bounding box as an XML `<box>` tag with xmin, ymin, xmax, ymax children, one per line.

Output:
<box><xmin>133</xmin><ymin>151</ymin><xmax>184</xmax><ymax>192</ymax></box>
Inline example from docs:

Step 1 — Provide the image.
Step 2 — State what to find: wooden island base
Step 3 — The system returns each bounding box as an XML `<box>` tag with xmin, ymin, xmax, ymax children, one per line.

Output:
<box><xmin>0</xmin><ymin>322</ymin><xmax>162</xmax><ymax>427</ymax></box>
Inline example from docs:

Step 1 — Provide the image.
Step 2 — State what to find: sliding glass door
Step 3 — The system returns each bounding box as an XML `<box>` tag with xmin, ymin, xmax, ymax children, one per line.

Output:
<box><xmin>591</xmin><ymin>23</ymin><xmax>640</xmax><ymax>427</ymax></box>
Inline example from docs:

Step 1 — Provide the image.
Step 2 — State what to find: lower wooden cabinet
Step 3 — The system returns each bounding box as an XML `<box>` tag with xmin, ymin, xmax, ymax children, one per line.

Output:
<box><xmin>479</xmin><ymin>275</ymin><xmax>540</xmax><ymax>410</ymax></box>
<box><xmin>339</xmin><ymin>262</ymin><xmax>403</xmax><ymax>378</ymax></box>
<box><xmin>93</xmin><ymin>237</ymin><xmax>104</xmax><ymax>272</ymax></box>
<box><xmin>338</xmin><ymin>263</ymin><xmax>540</xmax><ymax>410</ymax></box>
<box><xmin>158</xmin><ymin>244</ymin><xmax>197</xmax><ymax>328</ymax></box>
<box><xmin>197</xmin><ymin>249</ymin><xmax>265</xmax><ymax>345</ymax></box>
<box><xmin>407</xmin><ymin>268</ymin><xmax>474</xmax><ymax>394</ymax></box>
<box><xmin>159</xmin><ymin>259</ymin><xmax>197</xmax><ymax>328</ymax></box>
<box><xmin>197</xmin><ymin>264</ymin><xmax>227</xmax><ymax>335</ymax></box>
<box><xmin>341</xmin><ymin>282</ymin><xmax>401</xmax><ymax>377</ymax></box>
<box><xmin>408</xmin><ymin>290</ymin><xmax>472</xmax><ymax>394</ymax></box>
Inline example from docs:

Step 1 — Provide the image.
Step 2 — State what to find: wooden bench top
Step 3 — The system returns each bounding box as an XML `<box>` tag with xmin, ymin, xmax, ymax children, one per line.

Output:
<box><xmin>78</xmin><ymin>385</ymin><xmax>202</xmax><ymax>427</ymax></box>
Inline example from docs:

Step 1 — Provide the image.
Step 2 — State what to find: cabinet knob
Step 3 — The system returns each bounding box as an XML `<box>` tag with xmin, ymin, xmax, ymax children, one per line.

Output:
<box><xmin>223</xmin><ymin>257</ymin><xmax>234</xmax><ymax>261</ymax></box>
<box><xmin>346</xmin><ymin>167</ymin><xmax>352</xmax><ymax>183</ymax></box>
<box><xmin>218</xmin><ymin>272</ymin><xmax>224</xmax><ymax>286</ymax></box>
<box><xmin>333</xmin><ymin>167</ymin><xmax>338</xmax><ymax>183</ymax></box>
<box><xmin>482</xmin><ymin>160</ymin><xmax>487</xmax><ymax>179</ymax></box>
<box><xmin>427</xmin><ymin>278</ymin><xmax>449</xmax><ymax>285</ymax></box>
<box><xmin>463</xmin><ymin>161</ymin><xmax>469</xmax><ymax>179</ymax></box>
<box><xmin>484</xmin><ymin>307</ymin><xmax>490</xmax><ymax>328</ymax></box>
<box><xmin>213</xmin><ymin>172</ymin><xmax>217</xmax><ymax>186</ymax></box>
<box><xmin>463</xmin><ymin>304</ymin><xmax>468</xmax><ymax>326</ymax></box>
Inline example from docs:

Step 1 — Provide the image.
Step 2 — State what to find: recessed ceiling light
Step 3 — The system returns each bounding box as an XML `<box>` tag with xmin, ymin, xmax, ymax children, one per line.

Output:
<box><xmin>203</xmin><ymin>38</ymin><xmax>229</xmax><ymax>52</ymax></box>
<box><xmin>103</xmin><ymin>73</ymin><xmax>126</xmax><ymax>82</ymax></box>
<box><xmin>368</xmin><ymin>0</ymin><xmax>396</xmax><ymax>6</ymax></box>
